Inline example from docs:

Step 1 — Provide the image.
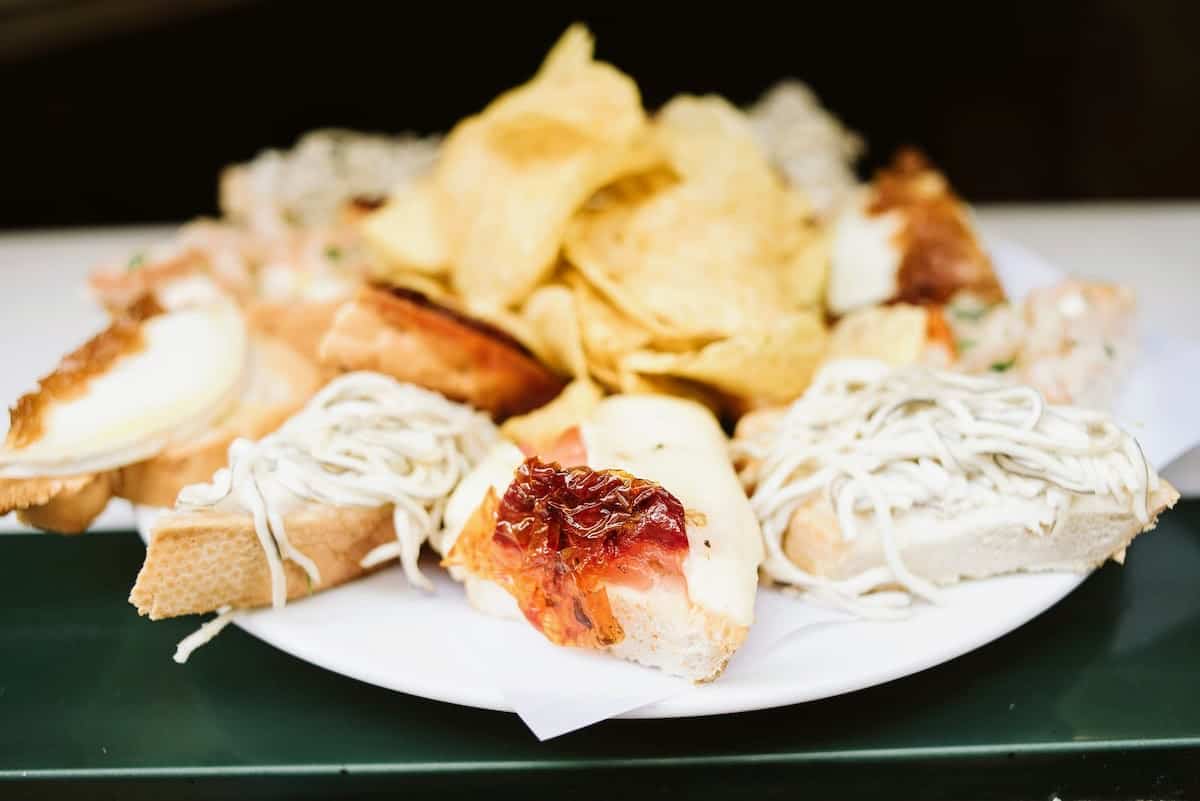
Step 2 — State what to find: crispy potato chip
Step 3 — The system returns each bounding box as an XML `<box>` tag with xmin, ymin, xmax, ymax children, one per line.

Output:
<box><xmin>564</xmin><ymin>96</ymin><xmax>825</xmax><ymax>343</ymax></box>
<box><xmin>440</xmin><ymin>26</ymin><xmax>652</xmax><ymax>310</ymax></box>
<box><xmin>826</xmin><ymin>304</ymin><xmax>930</xmax><ymax>366</ymax></box>
<box><xmin>500</xmin><ymin>378</ymin><xmax>602</xmax><ymax>450</ymax></box>
<box><xmin>620</xmin><ymin>312</ymin><xmax>827</xmax><ymax>404</ymax></box>
<box><xmin>520</xmin><ymin>283</ymin><xmax>588</xmax><ymax>378</ymax></box>
<box><xmin>611</xmin><ymin>369</ymin><xmax>731</xmax><ymax>415</ymax></box>
<box><xmin>567</xmin><ymin>272</ymin><xmax>653</xmax><ymax>387</ymax></box>
<box><xmin>363</xmin><ymin>28</ymin><xmax>833</xmax><ymax>412</ymax></box>
<box><xmin>373</xmin><ymin>271</ymin><xmax>457</xmax><ymax>306</ymax></box>
<box><xmin>361</xmin><ymin>177</ymin><xmax>448</xmax><ymax>276</ymax></box>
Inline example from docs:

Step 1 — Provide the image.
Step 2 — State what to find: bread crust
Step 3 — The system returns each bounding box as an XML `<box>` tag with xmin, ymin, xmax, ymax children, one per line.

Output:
<box><xmin>319</xmin><ymin>286</ymin><xmax>565</xmax><ymax>419</ymax></box>
<box><xmin>0</xmin><ymin>474</ymin><xmax>111</xmax><ymax>534</ymax></box>
<box><xmin>244</xmin><ymin>299</ymin><xmax>345</xmax><ymax>371</ymax></box>
<box><xmin>130</xmin><ymin>504</ymin><xmax>396</xmax><ymax>619</ymax></box>
<box><xmin>781</xmin><ymin>483</ymin><xmax>1180</xmax><ymax>584</ymax></box>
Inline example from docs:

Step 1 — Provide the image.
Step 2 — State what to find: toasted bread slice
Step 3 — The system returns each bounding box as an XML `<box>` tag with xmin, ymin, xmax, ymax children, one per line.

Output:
<box><xmin>3</xmin><ymin>335</ymin><xmax>321</xmax><ymax>532</ymax></box>
<box><xmin>319</xmin><ymin>286</ymin><xmax>565</xmax><ymax>419</ymax></box>
<box><xmin>443</xmin><ymin>396</ymin><xmax>763</xmax><ymax>683</ymax></box>
<box><xmin>781</xmin><ymin>483</ymin><xmax>1180</xmax><ymax>586</ymax></box>
<box><xmin>131</xmin><ymin>504</ymin><xmax>395</xmax><ymax>619</ymax></box>
<box><xmin>244</xmin><ymin>299</ymin><xmax>345</xmax><ymax>370</ymax></box>
<box><xmin>1</xmin><ymin>474</ymin><xmax>111</xmax><ymax>534</ymax></box>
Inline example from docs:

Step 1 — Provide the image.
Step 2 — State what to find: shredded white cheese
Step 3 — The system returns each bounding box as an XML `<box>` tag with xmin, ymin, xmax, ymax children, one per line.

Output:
<box><xmin>176</xmin><ymin>371</ymin><xmax>498</xmax><ymax>609</ymax></box>
<box><xmin>734</xmin><ymin>360</ymin><xmax>1155</xmax><ymax>616</ymax></box>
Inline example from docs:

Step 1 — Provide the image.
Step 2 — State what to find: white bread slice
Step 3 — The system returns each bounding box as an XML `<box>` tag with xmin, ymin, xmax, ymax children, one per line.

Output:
<box><xmin>457</xmin><ymin>570</ymin><xmax>748</xmax><ymax>684</ymax></box>
<box><xmin>781</xmin><ymin>483</ymin><xmax>1179</xmax><ymax>586</ymax></box>
<box><xmin>3</xmin><ymin>335</ymin><xmax>321</xmax><ymax>532</ymax></box>
<box><xmin>130</xmin><ymin>504</ymin><xmax>395</xmax><ymax>619</ymax></box>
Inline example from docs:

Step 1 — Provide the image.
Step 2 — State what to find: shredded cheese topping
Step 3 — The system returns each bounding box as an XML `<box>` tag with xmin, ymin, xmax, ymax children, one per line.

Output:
<box><xmin>176</xmin><ymin>372</ymin><xmax>498</xmax><ymax>609</ymax></box>
<box><xmin>734</xmin><ymin>360</ymin><xmax>1155</xmax><ymax>616</ymax></box>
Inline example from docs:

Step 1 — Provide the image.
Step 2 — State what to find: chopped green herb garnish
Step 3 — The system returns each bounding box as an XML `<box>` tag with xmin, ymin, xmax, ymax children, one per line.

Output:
<box><xmin>126</xmin><ymin>253</ymin><xmax>145</xmax><ymax>271</ymax></box>
<box><xmin>324</xmin><ymin>245</ymin><xmax>342</xmax><ymax>262</ymax></box>
<box><xmin>306</xmin><ymin>573</ymin><xmax>315</xmax><ymax>596</ymax></box>
<box><xmin>990</xmin><ymin>358</ymin><xmax>1016</xmax><ymax>373</ymax></box>
<box><xmin>950</xmin><ymin>304</ymin><xmax>991</xmax><ymax>322</ymax></box>
<box><xmin>956</xmin><ymin>338</ymin><xmax>976</xmax><ymax>352</ymax></box>
<box><xmin>1104</xmin><ymin>343</ymin><xmax>1115</xmax><ymax>358</ymax></box>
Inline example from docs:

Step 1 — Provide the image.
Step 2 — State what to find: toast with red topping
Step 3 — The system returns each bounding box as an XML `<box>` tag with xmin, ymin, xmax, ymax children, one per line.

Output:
<box><xmin>440</xmin><ymin>395</ymin><xmax>763</xmax><ymax>682</ymax></box>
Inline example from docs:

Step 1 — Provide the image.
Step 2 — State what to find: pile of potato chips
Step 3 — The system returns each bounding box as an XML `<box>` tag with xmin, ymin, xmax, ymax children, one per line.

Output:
<box><xmin>362</xmin><ymin>25</ymin><xmax>829</xmax><ymax>440</ymax></box>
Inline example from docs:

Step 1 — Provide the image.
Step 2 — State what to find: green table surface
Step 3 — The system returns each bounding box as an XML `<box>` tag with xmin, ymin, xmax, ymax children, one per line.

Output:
<box><xmin>1</xmin><ymin>502</ymin><xmax>1199</xmax><ymax>800</ymax></box>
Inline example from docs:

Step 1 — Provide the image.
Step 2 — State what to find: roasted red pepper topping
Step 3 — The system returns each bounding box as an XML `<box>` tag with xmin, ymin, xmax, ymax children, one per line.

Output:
<box><xmin>449</xmin><ymin>457</ymin><xmax>689</xmax><ymax>649</ymax></box>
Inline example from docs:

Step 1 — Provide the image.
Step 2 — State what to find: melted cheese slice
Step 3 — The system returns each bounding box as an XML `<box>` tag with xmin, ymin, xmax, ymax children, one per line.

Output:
<box><xmin>0</xmin><ymin>301</ymin><xmax>247</xmax><ymax>476</ymax></box>
<box><xmin>442</xmin><ymin>396</ymin><xmax>764</xmax><ymax>627</ymax></box>
<box><xmin>580</xmin><ymin>395</ymin><xmax>763</xmax><ymax>628</ymax></box>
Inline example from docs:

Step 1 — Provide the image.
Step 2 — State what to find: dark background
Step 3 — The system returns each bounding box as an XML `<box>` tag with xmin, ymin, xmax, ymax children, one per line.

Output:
<box><xmin>3</xmin><ymin>0</ymin><xmax>1198</xmax><ymax>229</ymax></box>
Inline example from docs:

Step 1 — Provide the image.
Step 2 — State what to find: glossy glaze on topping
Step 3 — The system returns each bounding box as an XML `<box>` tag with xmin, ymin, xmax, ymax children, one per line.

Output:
<box><xmin>449</xmin><ymin>457</ymin><xmax>689</xmax><ymax>649</ymax></box>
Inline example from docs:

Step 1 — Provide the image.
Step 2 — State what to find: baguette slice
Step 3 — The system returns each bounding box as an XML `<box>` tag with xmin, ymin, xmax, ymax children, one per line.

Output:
<box><xmin>781</xmin><ymin>481</ymin><xmax>1179</xmax><ymax>586</ymax></box>
<box><xmin>319</xmin><ymin>286</ymin><xmax>565</xmax><ymax>419</ymax></box>
<box><xmin>442</xmin><ymin>396</ymin><xmax>763</xmax><ymax>683</ymax></box>
<box><xmin>130</xmin><ymin>504</ymin><xmax>395</xmax><ymax>619</ymax></box>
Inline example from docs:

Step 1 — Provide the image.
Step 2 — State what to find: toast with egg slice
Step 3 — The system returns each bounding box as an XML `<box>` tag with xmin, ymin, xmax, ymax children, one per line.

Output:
<box><xmin>0</xmin><ymin>299</ymin><xmax>321</xmax><ymax>532</ymax></box>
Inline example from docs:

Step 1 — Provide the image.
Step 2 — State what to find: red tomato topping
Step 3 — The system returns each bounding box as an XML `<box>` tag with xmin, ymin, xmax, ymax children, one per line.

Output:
<box><xmin>447</xmin><ymin>457</ymin><xmax>689</xmax><ymax>649</ymax></box>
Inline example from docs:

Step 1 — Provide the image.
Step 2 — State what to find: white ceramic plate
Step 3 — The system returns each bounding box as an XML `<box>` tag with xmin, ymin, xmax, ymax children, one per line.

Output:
<box><xmin>53</xmin><ymin>237</ymin><xmax>1200</xmax><ymax>722</ymax></box>
<box><xmin>125</xmin><ymin>240</ymin><xmax>1101</xmax><ymax>720</ymax></box>
<box><xmin>136</xmin><ymin>499</ymin><xmax>1085</xmax><ymax>718</ymax></box>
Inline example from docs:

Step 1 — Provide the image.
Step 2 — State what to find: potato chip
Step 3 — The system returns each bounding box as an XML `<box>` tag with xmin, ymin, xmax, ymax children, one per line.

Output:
<box><xmin>500</xmin><ymin>377</ymin><xmax>602</xmax><ymax>450</ymax></box>
<box><xmin>519</xmin><ymin>282</ymin><xmax>588</xmax><ymax>378</ymax></box>
<box><xmin>564</xmin><ymin>96</ymin><xmax>825</xmax><ymax>343</ymax></box>
<box><xmin>567</xmin><ymin>272</ymin><xmax>653</xmax><ymax>386</ymax></box>
<box><xmin>444</xmin><ymin>26</ymin><xmax>652</xmax><ymax>310</ymax></box>
<box><xmin>826</xmin><ymin>304</ymin><xmax>929</xmax><ymax>366</ymax></box>
<box><xmin>620</xmin><ymin>311</ymin><xmax>827</xmax><ymax>403</ymax></box>
<box><xmin>372</xmin><ymin>270</ymin><xmax>456</xmax><ymax>306</ymax></box>
<box><xmin>362</xmin><ymin>27</ymin><xmax>834</xmax><ymax>413</ymax></box>
<box><xmin>361</xmin><ymin>177</ymin><xmax>448</xmax><ymax>277</ymax></box>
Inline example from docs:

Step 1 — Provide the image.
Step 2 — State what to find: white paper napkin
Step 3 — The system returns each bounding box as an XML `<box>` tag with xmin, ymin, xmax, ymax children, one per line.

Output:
<box><xmin>452</xmin><ymin>589</ymin><xmax>852</xmax><ymax>740</ymax></box>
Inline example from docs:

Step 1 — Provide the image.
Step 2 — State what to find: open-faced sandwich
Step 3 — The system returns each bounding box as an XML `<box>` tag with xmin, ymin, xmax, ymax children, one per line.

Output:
<box><xmin>0</xmin><ymin>287</ymin><xmax>321</xmax><ymax>532</ymax></box>
<box><xmin>128</xmin><ymin>371</ymin><xmax>498</xmax><ymax>661</ymax></box>
<box><xmin>437</xmin><ymin>394</ymin><xmax>764</xmax><ymax>682</ymax></box>
<box><xmin>733</xmin><ymin>360</ymin><xmax>1178</xmax><ymax>615</ymax></box>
